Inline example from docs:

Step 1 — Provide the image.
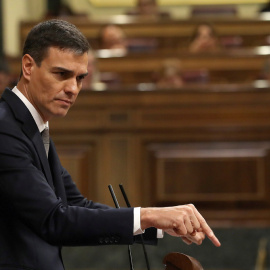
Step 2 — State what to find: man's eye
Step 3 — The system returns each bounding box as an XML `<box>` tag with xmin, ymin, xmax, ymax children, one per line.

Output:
<box><xmin>54</xmin><ymin>71</ymin><xmax>66</xmax><ymax>78</ymax></box>
<box><xmin>77</xmin><ymin>75</ymin><xmax>86</xmax><ymax>81</ymax></box>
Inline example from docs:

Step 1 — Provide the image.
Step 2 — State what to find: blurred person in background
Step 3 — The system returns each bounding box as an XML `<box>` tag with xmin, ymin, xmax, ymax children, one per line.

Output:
<box><xmin>136</xmin><ymin>0</ymin><xmax>159</xmax><ymax>16</ymax></box>
<box><xmin>45</xmin><ymin>0</ymin><xmax>87</xmax><ymax>18</ymax></box>
<box><xmin>155</xmin><ymin>59</ymin><xmax>184</xmax><ymax>88</ymax></box>
<box><xmin>98</xmin><ymin>24</ymin><xmax>158</xmax><ymax>54</ymax></box>
<box><xmin>126</xmin><ymin>0</ymin><xmax>170</xmax><ymax>18</ymax></box>
<box><xmin>98</xmin><ymin>24</ymin><xmax>127</xmax><ymax>52</ymax></box>
<box><xmin>188</xmin><ymin>23</ymin><xmax>222</xmax><ymax>53</ymax></box>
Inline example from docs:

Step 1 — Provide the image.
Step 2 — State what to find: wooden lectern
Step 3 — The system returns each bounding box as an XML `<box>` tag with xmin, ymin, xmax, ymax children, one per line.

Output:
<box><xmin>163</xmin><ymin>252</ymin><xmax>204</xmax><ymax>270</ymax></box>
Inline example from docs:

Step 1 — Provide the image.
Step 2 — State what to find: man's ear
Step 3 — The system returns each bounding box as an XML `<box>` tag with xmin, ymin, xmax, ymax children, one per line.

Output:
<box><xmin>21</xmin><ymin>54</ymin><xmax>35</xmax><ymax>81</ymax></box>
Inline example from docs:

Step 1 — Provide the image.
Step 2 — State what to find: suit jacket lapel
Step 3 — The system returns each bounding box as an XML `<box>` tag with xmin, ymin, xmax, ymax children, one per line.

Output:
<box><xmin>1</xmin><ymin>89</ymin><xmax>55</xmax><ymax>190</ymax></box>
<box><xmin>49</xmin><ymin>140</ymin><xmax>67</xmax><ymax>206</ymax></box>
<box><xmin>30</xmin><ymin>129</ymin><xmax>55</xmax><ymax>190</ymax></box>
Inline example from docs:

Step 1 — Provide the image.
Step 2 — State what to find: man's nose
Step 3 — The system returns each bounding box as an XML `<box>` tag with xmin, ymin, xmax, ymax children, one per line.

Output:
<box><xmin>65</xmin><ymin>78</ymin><xmax>79</xmax><ymax>94</ymax></box>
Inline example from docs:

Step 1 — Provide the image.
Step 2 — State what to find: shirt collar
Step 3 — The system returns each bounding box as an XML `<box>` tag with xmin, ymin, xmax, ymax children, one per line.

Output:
<box><xmin>12</xmin><ymin>86</ymin><xmax>48</xmax><ymax>132</ymax></box>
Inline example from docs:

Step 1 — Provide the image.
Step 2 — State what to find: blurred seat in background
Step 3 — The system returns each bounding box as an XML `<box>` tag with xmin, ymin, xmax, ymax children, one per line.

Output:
<box><xmin>127</xmin><ymin>38</ymin><xmax>159</xmax><ymax>53</ymax></box>
<box><xmin>191</xmin><ymin>5</ymin><xmax>237</xmax><ymax>18</ymax></box>
<box><xmin>182</xmin><ymin>69</ymin><xmax>209</xmax><ymax>84</ymax></box>
<box><xmin>220</xmin><ymin>36</ymin><xmax>243</xmax><ymax>49</ymax></box>
<box><xmin>258</xmin><ymin>57</ymin><xmax>270</xmax><ymax>81</ymax></box>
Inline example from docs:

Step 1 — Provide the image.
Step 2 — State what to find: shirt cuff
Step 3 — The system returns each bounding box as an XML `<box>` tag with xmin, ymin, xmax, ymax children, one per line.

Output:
<box><xmin>133</xmin><ymin>207</ymin><xmax>164</xmax><ymax>238</ymax></box>
<box><xmin>157</xmin><ymin>229</ymin><xmax>164</xmax><ymax>238</ymax></box>
<box><xmin>133</xmin><ymin>207</ymin><xmax>145</xmax><ymax>235</ymax></box>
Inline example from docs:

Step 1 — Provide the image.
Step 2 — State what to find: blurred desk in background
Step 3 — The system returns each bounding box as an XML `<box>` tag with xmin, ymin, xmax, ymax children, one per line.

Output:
<box><xmin>7</xmin><ymin>46</ymin><xmax>270</xmax><ymax>85</ymax></box>
<box><xmin>20</xmin><ymin>16</ymin><xmax>270</xmax><ymax>50</ymax></box>
<box><xmin>96</xmin><ymin>47</ymin><xmax>270</xmax><ymax>85</ymax></box>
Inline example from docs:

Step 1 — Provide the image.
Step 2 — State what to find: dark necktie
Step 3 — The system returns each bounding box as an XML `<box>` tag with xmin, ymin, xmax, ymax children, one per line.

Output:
<box><xmin>41</xmin><ymin>127</ymin><xmax>50</xmax><ymax>157</ymax></box>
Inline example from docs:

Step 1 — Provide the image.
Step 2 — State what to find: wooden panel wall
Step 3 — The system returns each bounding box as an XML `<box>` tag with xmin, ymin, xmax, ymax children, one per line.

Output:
<box><xmin>47</xmin><ymin>85</ymin><xmax>270</xmax><ymax>226</ymax></box>
<box><xmin>146</xmin><ymin>142</ymin><xmax>270</xmax><ymax>204</ymax></box>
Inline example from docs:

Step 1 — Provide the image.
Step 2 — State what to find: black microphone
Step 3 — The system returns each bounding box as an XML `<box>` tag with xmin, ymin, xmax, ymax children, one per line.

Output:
<box><xmin>119</xmin><ymin>184</ymin><xmax>151</xmax><ymax>270</ymax></box>
<box><xmin>108</xmin><ymin>185</ymin><xmax>134</xmax><ymax>270</ymax></box>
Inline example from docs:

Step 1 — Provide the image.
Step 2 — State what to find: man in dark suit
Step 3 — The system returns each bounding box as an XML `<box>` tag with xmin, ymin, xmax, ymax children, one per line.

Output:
<box><xmin>0</xmin><ymin>19</ymin><xmax>220</xmax><ymax>270</ymax></box>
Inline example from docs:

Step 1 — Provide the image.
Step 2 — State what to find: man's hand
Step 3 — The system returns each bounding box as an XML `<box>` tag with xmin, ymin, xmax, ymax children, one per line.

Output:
<box><xmin>181</xmin><ymin>232</ymin><xmax>206</xmax><ymax>245</ymax></box>
<box><xmin>140</xmin><ymin>204</ymin><xmax>221</xmax><ymax>247</ymax></box>
<box><xmin>164</xmin><ymin>228</ymin><xmax>206</xmax><ymax>245</ymax></box>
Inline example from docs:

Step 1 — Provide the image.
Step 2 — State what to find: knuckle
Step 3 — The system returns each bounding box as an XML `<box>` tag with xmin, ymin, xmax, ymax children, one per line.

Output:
<box><xmin>200</xmin><ymin>218</ymin><xmax>207</xmax><ymax>225</ymax></box>
<box><xmin>182</xmin><ymin>206</ymin><xmax>192</xmax><ymax>214</ymax></box>
<box><xmin>176</xmin><ymin>213</ymin><xmax>186</xmax><ymax>222</ymax></box>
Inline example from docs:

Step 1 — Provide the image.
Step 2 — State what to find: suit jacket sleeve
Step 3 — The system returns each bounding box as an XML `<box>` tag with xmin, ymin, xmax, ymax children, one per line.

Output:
<box><xmin>60</xmin><ymin>162</ymin><xmax>158</xmax><ymax>245</ymax></box>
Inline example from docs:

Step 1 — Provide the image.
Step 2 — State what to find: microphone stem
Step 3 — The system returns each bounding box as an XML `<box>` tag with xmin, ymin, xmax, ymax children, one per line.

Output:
<box><xmin>119</xmin><ymin>184</ymin><xmax>151</xmax><ymax>270</ymax></box>
<box><xmin>108</xmin><ymin>185</ymin><xmax>134</xmax><ymax>270</ymax></box>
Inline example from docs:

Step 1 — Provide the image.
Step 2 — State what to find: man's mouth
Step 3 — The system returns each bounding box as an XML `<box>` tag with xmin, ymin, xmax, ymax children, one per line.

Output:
<box><xmin>55</xmin><ymin>99</ymin><xmax>73</xmax><ymax>106</ymax></box>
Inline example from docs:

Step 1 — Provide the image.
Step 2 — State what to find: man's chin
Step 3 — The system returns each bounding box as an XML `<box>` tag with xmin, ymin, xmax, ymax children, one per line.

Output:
<box><xmin>53</xmin><ymin>109</ymin><xmax>69</xmax><ymax>118</ymax></box>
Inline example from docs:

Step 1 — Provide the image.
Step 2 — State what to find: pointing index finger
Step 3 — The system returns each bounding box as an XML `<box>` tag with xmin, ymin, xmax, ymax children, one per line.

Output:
<box><xmin>204</xmin><ymin>226</ymin><xmax>221</xmax><ymax>247</ymax></box>
<box><xmin>191</xmin><ymin>205</ymin><xmax>221</xmax><ymax>247</ymax></box>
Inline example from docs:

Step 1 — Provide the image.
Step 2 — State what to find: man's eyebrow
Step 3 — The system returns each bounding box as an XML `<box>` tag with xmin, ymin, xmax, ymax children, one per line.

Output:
<box><xmin>53</xmin><ymin>67</ymin><xmax>88</xmax><ymax>76</ymax></box>
<box><xmin>52</xmin><ymin>67</ymin><xmax>72</xmax><ymax>73</ymax></box>
<box><xmin>79</xmin><ymin>72</ymin><xmax>88</xmax><ymax>77</ymax></box>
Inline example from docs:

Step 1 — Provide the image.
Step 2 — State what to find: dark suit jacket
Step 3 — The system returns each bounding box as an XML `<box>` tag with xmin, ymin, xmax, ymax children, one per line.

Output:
<box><xmin>0</xmin><ymin>88</ymin><xmax>157</xmax><ymax>270</ymax></box>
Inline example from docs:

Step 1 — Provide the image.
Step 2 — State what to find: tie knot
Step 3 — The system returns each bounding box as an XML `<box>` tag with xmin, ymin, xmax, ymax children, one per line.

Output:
<box><xmin>42</xmin><ymin>127</ymin><xmax>49</xmax><ymax>139</ymax></box>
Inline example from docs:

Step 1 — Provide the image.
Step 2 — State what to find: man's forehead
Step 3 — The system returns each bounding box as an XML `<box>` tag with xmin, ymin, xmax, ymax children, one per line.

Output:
<box><xmin>41</xmin><ymin>47</ymin><xmax>88</xmax><ymax>74</ymax></box>
<box><xmin>45</xmin><ymin>47</ymin><xmax>88</xmax><ymax>63</ymax></box>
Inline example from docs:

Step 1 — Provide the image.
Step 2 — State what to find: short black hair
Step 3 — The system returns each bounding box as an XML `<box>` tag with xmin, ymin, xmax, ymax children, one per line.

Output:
<box><xmin>22</xmin><ymin>19</ymin><xmax>90</xmax><ymax>66</ymax></box>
